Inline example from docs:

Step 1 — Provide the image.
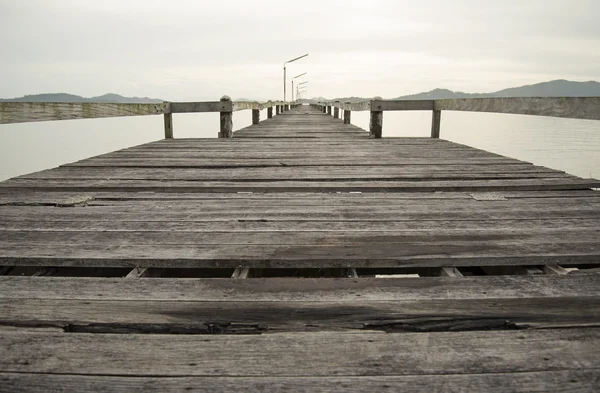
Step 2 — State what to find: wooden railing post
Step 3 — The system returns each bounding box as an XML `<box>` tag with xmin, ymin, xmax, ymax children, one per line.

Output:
<box><xmin>322</xmin><ymin>105</ymin><xmax>326</xmax><ymax>113</ymax></box>
<box><xmin>334</xmin><ymin>101</ymin><xmax>340</xmax><ymax>119</ymax></box>
<box><xmin>252</xmin><ymin>109</ymin><xmax>260</xmax><ymax>125</ymax></box>
<box><xmin>267</xmin><ymin>107</ymin><xmax>273</xmax><ymax>119</ymax></box>
<box><xmin>369</xmin><ymin>98</ymin><xmax>383</xmax><ymax>138</ymax></box>
<box><xmin>163</xmin><ymin>113</ymin><xmax>173</xmax><ymax>139</ymax></box>
<box><xmin>344</xmin><ymin>101</ymin><xmax>351</xmax><ymax>124</ymax></box>
<box><xmin>431</xmin><ymin>109</ymin><xmax>441</xmax><ymax>138</ymax></box>
<box><xmin>327</xmin><ymin>106</ymin><xmax>332</xmax><ymax>115</ymax></box>
<box><xmin>219</xmin><ymin>95</ymin><xmax>233</xmax><ymax>138</ymax></box>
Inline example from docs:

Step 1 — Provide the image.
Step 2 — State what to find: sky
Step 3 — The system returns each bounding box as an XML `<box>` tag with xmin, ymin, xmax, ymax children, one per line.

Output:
<box><xmin>1</xmin><ymin>0</ymin><xmax>599</xmax><ymax>101</ymax></box>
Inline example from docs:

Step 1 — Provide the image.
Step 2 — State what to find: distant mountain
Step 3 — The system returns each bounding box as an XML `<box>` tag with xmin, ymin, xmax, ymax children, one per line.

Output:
<box><xmin>394</xmin><ymin>80</ymin><xmax>600</xmax><ymax>100</ymax></box>
<box><xmin>0</xmin><ymin>93</ymin><xmax>164</xmax><ymax>103</ymax></box>
<box><xmin>303</xmin><ymin>80</ymin><xmax>600</xmax><ymax>103</ymax></box>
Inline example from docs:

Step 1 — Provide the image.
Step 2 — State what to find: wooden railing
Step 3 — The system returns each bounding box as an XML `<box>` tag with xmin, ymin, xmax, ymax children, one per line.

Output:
<box><xmin>314</xmin><ymin>97</ymin><xmax>600</xmax><ymax>138</ymax></box>
<box><xmin>3</xmin><ymin>96</ymin><xmax>599</xmax><ymax>140</ymax></box>
<box><xmin>0</xmin><ymin>96</ymin><xmax>295</xmax><ymax>139</ymax></box>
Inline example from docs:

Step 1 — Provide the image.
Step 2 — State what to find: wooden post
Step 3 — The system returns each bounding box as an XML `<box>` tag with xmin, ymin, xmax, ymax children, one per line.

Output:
<box><xmin>252</xmin><ymin>109</ymin><xmax>260</xmax><ymax>125</ymax></box>
<box><xmin>431</xmin><ymin>109</ymin><xmax>441</xmax><ymax>138</ymax></box>
<box><xmin>370</xmin><ymin>98</ymin><xmax>383</xmax><ymax>138</ymax></box>
<box><xmin>344</xmin><ymin>101</ymin><xmax>351</xmax><ymax>124</ymax></box>
<box><xmin>267</xmin><ymin>107</ymin><xmax>273</xmax><ymax>119</ymax></box>
<box><xmin>334</xmin><ymin>106</ymin><xmax>339</xmax><ymax>119</ymax></box>
<box><xmin>163</xmin><ymin>113</ymin><xmax>173</xmax><ymax>139</ymax></box>
<box><xmin>327</xmin><ymin>106</ymin><xmax>332</xmax><ymax>115</ymax></box>
<box><xmin>219</xmin><ymin>95</ymin><xmax>233</xmax><ymax>138</ymax></box>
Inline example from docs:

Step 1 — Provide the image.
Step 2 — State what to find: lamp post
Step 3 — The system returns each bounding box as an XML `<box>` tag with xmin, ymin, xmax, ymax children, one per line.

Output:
<box><xmin>291</xmin><ymin>72</ymin><xmax>307</xmax><ymax>102</ymax></box>
<box><xmin>283</xmin><ymin>53</ymin><xmax>308</xmax><ymax>102</ymax></box>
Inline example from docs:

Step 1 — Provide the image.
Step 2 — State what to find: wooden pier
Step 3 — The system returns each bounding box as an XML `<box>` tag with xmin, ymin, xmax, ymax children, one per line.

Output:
<box><xmin>1</xmin><ymin>101</ymin><xmax>600</xmax><ymax>392</ymax></box>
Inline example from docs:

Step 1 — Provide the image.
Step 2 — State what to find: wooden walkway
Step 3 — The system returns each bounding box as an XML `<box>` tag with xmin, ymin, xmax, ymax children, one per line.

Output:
<box><xmin>1</xmin><ymin>104</ymin><xmax>599</xmax><ymax>392</ymax></box>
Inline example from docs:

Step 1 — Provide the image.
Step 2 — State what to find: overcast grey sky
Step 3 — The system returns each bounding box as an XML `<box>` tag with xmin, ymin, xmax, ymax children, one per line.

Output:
<box><xmin>1</xmin><ymin>0</ymin><xmax>599</xmax><ymax>100</ymax></box>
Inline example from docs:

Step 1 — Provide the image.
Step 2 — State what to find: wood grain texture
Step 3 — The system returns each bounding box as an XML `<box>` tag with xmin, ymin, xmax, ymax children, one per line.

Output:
<box><xmin>0</xmin><ymin>328</ymin><xmax>598</xmax><ymax>376</ymax></box>
<box><xmin>319</xmin><ymin>97</ymin><xmax>600</xmax><ymax>121</ymax></box>
<box><xmin>435</xmin><ymin>97</ymin><xmax>600</xmax><ymax>120</ymax></box>
<box><xmin>2</xmin><ymin>274</ymin><xmax>598</xmax><ymax>301</ymax></box>
<box><xmin>1</xmin><ymin>370</ymin><xmax>598</xmax><ymax>393</ymax></box>
<box><xmin>0</xmin><ymin>102</ymin><xmax>168</xmax><ymax>124</ymax></box>
<box><xmin>170</xmin><ymin>101</ymin><xmax>230</xmax><ymax>113</ymax></box>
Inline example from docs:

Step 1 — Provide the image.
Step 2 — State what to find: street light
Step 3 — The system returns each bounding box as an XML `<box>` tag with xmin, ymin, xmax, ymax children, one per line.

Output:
<box><xmin>291</xmin><ymin>72</ymin><xmax>307</xmax><ymax>102</ymax></box>
<box><xmin>283</xmin><ymin>53</ymin><xmax>308</xmax><ymax>101</ymax></box>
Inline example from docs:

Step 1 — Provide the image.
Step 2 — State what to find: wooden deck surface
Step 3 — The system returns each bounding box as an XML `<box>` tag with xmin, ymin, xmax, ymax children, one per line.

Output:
<box><xmin>1</xmin><ymin>105</ymin><xmax>599</xmax><ymax>392</ymax></box>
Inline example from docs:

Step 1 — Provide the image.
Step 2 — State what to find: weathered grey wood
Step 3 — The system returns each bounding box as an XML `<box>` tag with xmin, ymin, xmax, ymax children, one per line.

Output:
<box><xmin>0</xmin><ymin>102</ymin><xmax>169</xmax><ymax>124</ymax></box>
<box><xmin>334</xmin><ymin>106</ymin><xmax>340</xmax><ymax>119</ymax></box>
<box><xmin>344</xmin><ymin>102</ymin><xmax>351</xmax><ymax>124</ymax></box>
<box><xmin>431</xmin><ymin>109</ymin><xmax>441</xmax><ymax>138</ymax></box>
<box><xmin>163</xmin><ymin>113</ymin><xmax>173</xmax><ymax>139</ymax></box>
<box><xmin>218</xmin><ymin>96</ymin><xmax>233</xmax><ymax>138</ymax></box>
<box><xmin>370</xmin><ymin>109</ymin><xmax>383</xmax><ymax>138</ymax></box>
<box><xmin>1</xmin><ymin>370</ymin><xmax>597</xmax><ymax>393</ymax></box>
<box><xmin>252</xmin><ymin>109</ymin><xmax>260</xmax><ymax>125</ymax></box>
<box><xmin>1</xmin><ymin>239</ymin><xmax>599</xmax><ymax>268</ymax></box>
<box><xmin>435</xmin><ymin>97</ymin><xmax>600</xmax><ymax>121</ymax></box>
<box><xmin>3</xmin><ymin>295</ymin><xmax>600</xmax><ymax>332</ymax></box>
<box><xmin>371</xmin><ymin>100</ymin><xmax>435</xmax><ymax>111</ymax></box>
<box><xmin>2</xmin><ymin>177</ymin><xmax>598</xmax><ymax>192</ymax></box>
<box><xmin>2</xmin><ymin>274</ymin><xmax>598</xmax><ymax>301</ymax></box>
<box><xmin>0</xmin><ymin>329</ymin><xmax>598</xmax><ymax>376</ymax></box>
<box><xmin>267</xmin><ymin>107</ymin><xmax>273</xmax><ymax>118</ymax></box>
<box><xmin>170</xmin><ymin>101</ymin><xmax>231</xmax><ymax>113</ymax></box>
<box><xmin>327</xmin><ymin>106</ymin><xmax>332</xmax><ymax>115</ymax></box>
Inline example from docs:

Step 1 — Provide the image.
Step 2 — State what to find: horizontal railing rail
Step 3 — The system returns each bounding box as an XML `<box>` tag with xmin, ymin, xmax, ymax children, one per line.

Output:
<box><xmin>314</xmin><ymin>97</ymin><xmax>600</xmax><ymax>138</ymax></box>
<box><xmin>0</xmin><ymin>96</ymin><xmax>295</xmax><ymax>139</ymax></box>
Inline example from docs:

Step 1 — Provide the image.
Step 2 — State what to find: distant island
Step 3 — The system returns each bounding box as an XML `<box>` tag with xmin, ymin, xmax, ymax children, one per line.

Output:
<box><xmin>308</xmin><ymin>79</ymin><xmax>600</xmax><ymax>103</ymax></box>
<box><xmin>4</xmin><ymin>79</ymin><xmax>599</xmax><ymax>105</ymax></box>
<box><xmin>0</xmin><ymin>93</ymin><xmax>164</xmax><ymax>103</ymax></box>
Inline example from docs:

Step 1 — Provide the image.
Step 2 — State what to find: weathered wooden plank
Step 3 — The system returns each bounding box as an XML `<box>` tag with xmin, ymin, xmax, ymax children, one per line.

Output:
<box><xmin>2</xmin><ymin>296</ymin><xmax>600</xmax><ymax>332</ymax></box>
<box><xmin>1</xmin><ymin>178</ymin><xmax>597</xmax><ymax>192</ymax></box>
<box><xmin>0</xmin><ymin>102</ymin><xmax>168</xmax><ymax>124</ymax></box>
<box><xmin>1</xmin><ymin>229</ymin><xmax>599</xmax><ymax>247</ymax></box>
<box><xmin>0</xmin><ymin>240</ymin><xmax>598</xmax><ymax>268</ymax></box>
<box><xmin>333</xmin><ymin>97</ymin><xmax>600</xmax><ymax>121</ymax></box>
<box><xmin>1</xmin><ymin>370</ymin><xmax>597</xmax><ymax>393</ymax></box>
<box><xmin>435</xmin><ymin>97</ymin><xmax>600</xmax><ymax>120</ymax></box>
<box><xmin>1</xmin><ymin>274</ymin><xmax>598</xmax><ymax>301</ymax></box>
<box><xmin>2</xmin><ymin>218</ymin><xmax>599</xmax><ymax>233</ymax></box>
<box><xmin>14</xmin><ymin>167</ymin><xmax>573</xmax><ymax>181</ymax></box>
<box><xmin>0</xmin><ymin>329</ymin><xmax>598</xmax><ymax>376</ymax></box>
<box><xmin>170</xmin><ymin>101</ymin><xmax>231</xmax><ymax>113</ymax></box>
<box><xmin>62</xmin><ymin>159</ymin><xmax>538</xmax><ymax>168</ymax></box>
<box><xmin>1</xmin><ymin>190</ymin><xmax>596</xmax><ymax>204</ymax></box>
<box><xmin>371</xmin><ymin>100</ymin><xmax>435</xmax><ymax>111</ymax></box>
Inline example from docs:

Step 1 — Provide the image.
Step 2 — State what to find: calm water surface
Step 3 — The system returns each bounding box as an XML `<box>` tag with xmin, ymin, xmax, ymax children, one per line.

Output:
<box><xmin>1</xmin><ymin>108</ymin><xmax>599</xmax><ymax>182</ymax></box>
